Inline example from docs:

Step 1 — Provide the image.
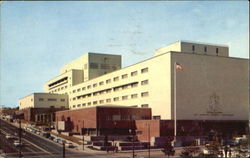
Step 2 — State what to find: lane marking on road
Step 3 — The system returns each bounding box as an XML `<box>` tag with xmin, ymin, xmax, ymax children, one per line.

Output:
<box><xmin>22</xmin><ymin>138</ymin><xmax>52</xmax><ymax>155</ymax></box>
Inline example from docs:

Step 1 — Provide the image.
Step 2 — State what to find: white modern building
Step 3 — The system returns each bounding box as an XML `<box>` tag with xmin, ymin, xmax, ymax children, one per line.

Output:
<box><xmin>43</xmin><ymin>41</ymin><xmax>249</xmax><ymax>121</ymax></box>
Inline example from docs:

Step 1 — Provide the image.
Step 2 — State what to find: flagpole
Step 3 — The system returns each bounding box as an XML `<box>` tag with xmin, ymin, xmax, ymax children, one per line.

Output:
<box><xmin>174</xmin><ymin>62</ymin><xmax>177</xmax><ymax>144</ymax></box>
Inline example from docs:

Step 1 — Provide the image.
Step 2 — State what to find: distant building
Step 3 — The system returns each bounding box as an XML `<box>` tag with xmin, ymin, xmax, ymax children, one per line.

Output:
<box><xmin>18</xmin><ymin>93</ymin><xmax>68</xmax><ymax>122</ymax></box>
<box><xmin>19</xmin><ymin>93</ymin><xmax>68</xmax><ymax>109</ymax></box>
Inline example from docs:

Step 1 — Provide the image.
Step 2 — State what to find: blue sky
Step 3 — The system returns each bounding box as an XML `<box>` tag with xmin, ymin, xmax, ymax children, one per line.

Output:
<box><xmin>1</xmin><ymin>1</ymin><xmax>249</xmax><ymax>108</ymax></box>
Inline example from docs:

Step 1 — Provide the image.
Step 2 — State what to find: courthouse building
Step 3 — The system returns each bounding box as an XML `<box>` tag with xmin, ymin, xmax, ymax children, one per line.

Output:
<box><xmin>44</xmin><ymin>41</ymin><xmax>249</xmax><ymax>121</ymax></box>
<box><xmin>19</xmin><ymin>41</ymin><xmax>249</xmax><ymax>141</ymax></box>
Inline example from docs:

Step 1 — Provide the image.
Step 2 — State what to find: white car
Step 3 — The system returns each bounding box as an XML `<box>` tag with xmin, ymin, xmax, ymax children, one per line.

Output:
<box><xmin>6</xmin><ymin>134</ymin><xmax>16</xmax><ymax>139</ymax></box>
<box><xmin>65</xmin><ymin>142</ymin><xmax>74</xmax><ymax>148</ymax></box>
<box><xmin>13</xmin><ymin>140</ymin><xmax>23</xmax><ymax>147</ymax></box>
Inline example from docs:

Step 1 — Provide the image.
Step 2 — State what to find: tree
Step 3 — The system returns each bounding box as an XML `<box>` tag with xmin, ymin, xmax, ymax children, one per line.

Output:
<box><xmin>161</xmin><ymin>143</ymin><xmax>175</xmax><ymax>158</ymax></box>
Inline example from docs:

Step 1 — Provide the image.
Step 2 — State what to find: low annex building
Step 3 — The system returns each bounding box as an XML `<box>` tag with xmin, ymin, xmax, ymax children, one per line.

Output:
<box><xmin>55</xmin><ymin>106</ymin><xmax>151</xmax><ymax>135</ymax></box>
<box><xmin>17</xmin><ymin>93</ymin><xmax>68</xmax><ymax>122</ymax></box>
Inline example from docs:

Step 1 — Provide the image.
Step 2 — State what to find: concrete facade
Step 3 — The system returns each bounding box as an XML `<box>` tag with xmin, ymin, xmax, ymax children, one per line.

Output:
<box><xmin>19</xmin><ymin>93</ymin><xmax>68</xmax><ymax>109</ymax></box>
<box><xmin>43</xmin><ymin>41</ymin><xmax>248</xmax><ymax>121</ymax></box>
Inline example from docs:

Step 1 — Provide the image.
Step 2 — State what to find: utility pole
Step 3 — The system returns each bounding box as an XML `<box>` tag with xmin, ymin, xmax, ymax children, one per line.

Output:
<box><xmin>132</xmin><ymin>131</ymin><xmax>135</xmax><ymax>158</ymax></box>
<box><xmin>148</xmin><ymin>123</ymin><xmax>151</xmax><ymax>158</ymax></box>
<box><xmin>19</xmin><ymin>118</ymin><xmax>22</xmax><ymax>158</ymax></box>
<box><xmin>82</xmin><ymin>120</ymin><xmax>84</xmax><ymax>150</ymax></box>
<box><xmin>62</xmin><ymin>142</ymin><xmax>65</xmax><ymax>158</ymax></box>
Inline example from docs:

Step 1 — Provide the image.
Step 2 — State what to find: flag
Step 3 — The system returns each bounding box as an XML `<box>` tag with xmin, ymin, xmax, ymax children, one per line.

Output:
<box><xmin>176</xmin><ymin>63</ymin><xmax>183</xmax><ymax>70</ymax></box>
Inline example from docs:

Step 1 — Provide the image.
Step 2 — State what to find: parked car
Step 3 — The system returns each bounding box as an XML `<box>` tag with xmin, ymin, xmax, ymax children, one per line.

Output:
<box><xmin>53</xmin><ymin>138</ymin><xmax>60</xmax><ymax>143</ymax></box>
<box><xmin>49</xmin><ymin>136</ymin><xmax>55</xmax><ymax>141</ymax></box>
<box><xmin>58</xmin><ymin>139</ymin><xmax>67</xmax><ymax>145</ymax></box>
<box><xmin>42</xmin><ymin>132</ymin><xmax>51</xmax><ymax>138</ymax></box>
<box><xmin>13</xmin><ymin>140</ymin><xmax>23</xmax><ymax>147</ymax></box>
<box><xmin>6</xmin><ymin>134</ymin><xmax>16</xmax><ymax>139</ymax></box>
<box><xmin>65</xmin><ymin>142</ymin><xmax>74</xmax><ymax>148</ymax></box>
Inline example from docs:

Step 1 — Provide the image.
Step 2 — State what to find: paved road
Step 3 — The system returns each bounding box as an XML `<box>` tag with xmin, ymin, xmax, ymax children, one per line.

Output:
<box><xmin>0</xmin><ymin>119</ymin><xmax>180</xmax><ymax>158</ymax></box>
<box><xmin>0</xmin><ymin>119</ymin><xmax>96</xmax><ymax>157</ymax></box>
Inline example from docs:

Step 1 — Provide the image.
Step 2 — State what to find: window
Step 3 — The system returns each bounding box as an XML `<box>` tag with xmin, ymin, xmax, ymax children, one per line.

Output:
<box><xmin>122</xmin><ymin>74</ymin><xmax>128</xmax><ymax>79</ymax></box>
<box><xmin>122</xmin><ymin>96</ymin><xmax>128</xmax><ymax>100</ymax></box>
<box><xmin>77</xmin><ymin>88</ymin><xmax>81</xmax><ymax>92</ymax></box>
<box><xmin>93</xmin><ymin>92</ymin><xmax>98</xmax><ymax>96</ymax></box>
<box><xmin>113</xmin><ymin>97</ymin><xmax>119</xmax><ymax>101</ymax></box>
<box><xmin>73</xmin><ymin>105</ymin><xmax>76</xmax><ymax>108</ymax></box>
<box><xmin>114</xmin><ymin>87</ymin><xmax>120</xmax><ymax>92</ymax></box>
<box><xmin>106</xmin><ymin>115</ymin><xmax>112</xmax><ymax>121</ymax></box>
<box><xmin>82</xmin><ymin>103</ymin><xmax>86</xmax><ymax>107</ymax></box>
<box><xmin>106</xmin><ymin>79</ymin><xmax>111</xmax><ymax>84</ymax></box>
<box><xmin>87</xmin><ymin>93</ymin><xmax>91</xmax><ymax>97</ymax></box>
<box><xmin>141</xmin><ymin>104</ymin><xmax>149</xmax><ymax>108</ymax></box>
<box><xmin>39</xmin><ymin>98</ymin><xmax>44</xmax><ymax>101</ymax></box>
<box><xmin>61</xmin><ymin>99</ymin><xmax>65</xmax><ymax>102</ymax></box>
<box><xmin>93</xmin><ymin>101</ymin><xmax>98</xmax><ymax>105</ymax></box>
<box><xmin>99</xmin><ymin>100</ymin><xmax>104</xmax><ymax>104</ymax></box>
<box><xmin>131</xmin><ymin>94</ymin><xmax>138</xmax><ymax>99</ymax></box>
<box><xmin>192</xmin><ymin>45</ymin><xmax>195</xmax><ymax>51</ymax></box>
<box><xmin>216</xmin><ymin>48</ymin><xmax>219</xmax><ymax>55</ymax></box>
<box><xmin>121</xmin><ymin>115</ymin><xmax>130</xmax><ymax>120</ymax></box>
<box><xmin>113</xmin><ymin>76</ymin><xmax>119</xmax><ymax>81</ymax></box>
<box><xmin>106</xmin><ymin>98</ymin><xmax>111</xmax><ymax>103</ymax></box>
<box><xmin>141</xmin><ymin>68</ymin><xmax>148</xmax><ymax>73</ymax></box>
<box><xmin>99</xmin><ymin>81</ymin><xmax>104</xmax><ymax>86</ymax></box>
<box><xmin>93</xmin><ymin>83</ymin><xmax>97</xmax><ymax>87</ymax></box>
<box><xmin>106</xmin><ymin>89</ymin><xmax>112</xmax><ymax>93</ymax></box>
<box><xmin>131</xmin><ymin>83</ymin><xmax>138</xmax><ymax>88</ymax></box>
<box><xmin>131</xmin><ymin>71</ymin><xmax>138</xmax><ymax>76</ymax></box>
<box><xmin>77</xmin><ymin>104</ymin><xmax>81</xmax><ymax>107</ymax></box>
<box><xmin>204</xmin><ymin>46</ymin><xmax>207</xmax><ymax>52</ymax></box>
<box><xmin>141</xmin><ymin>92</ymin><xmax>149</xmax><ymax>97</ymax></box>
<box><xmin>153</xmin><ymin>115</ymin><xmax>161</xmax><ymax>120</ymax></box>
<box><xmin>122</xmin><ymin>85</ymin><xmax>128</xmax><ymax>90</ymax></box>
<box><xmin>48</xmin><ymin>98</ymin><xmax>57</xmax><ymax>101</ymax></box>
<box><xmin>73</xmin><ymin>97</ymin><xmax>76</xmax><ymax>101</ymax></box>
<box><xmin>61</xmin><ymin>87</ymin><xmax>64</xmax><ymax>90</ymax></box>
<box><xmin>87</xmin><ymin>85</ymin><xmax>91</xmax><ymax>89</ymax></box>
<box><xmin>82</xmin><ymin>87</ymin><xmax>85</xmax><ymax>91</ymax></box>
<box><xmin>141</xmin><ymin>80</ymin><xmax>149</xmax><ymax>85</ymax></box>
<box><xmin>90</xmin><ymin>63</ymin><xmax>98</xmax><ymax>69</ymax></box>
<box><xmin>101</xmin><ymin>64</ymin><xmax>110</xmax><ymax>69</ymax></box>
<box><xmin>73</xmin><ymin>90</ymin><xmax>76</xmax><ymax>93</ymax></box>
<box><xmin>87</xmin><ymin>102</ymin><xmax>91</xmax><ymax>106</ymax></box>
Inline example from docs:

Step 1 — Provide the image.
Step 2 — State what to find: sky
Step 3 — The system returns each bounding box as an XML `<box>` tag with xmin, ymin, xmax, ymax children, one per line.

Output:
<box><xmin>0</xmin><ymin>1</ymin><xmax>249</xmax><ymax>108</ymax></box>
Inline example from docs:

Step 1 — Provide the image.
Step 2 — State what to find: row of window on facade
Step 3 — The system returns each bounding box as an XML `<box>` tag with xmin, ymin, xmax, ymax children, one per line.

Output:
<box><xmin>50</xmin><ymin>85</ymin><xmax>68</xmax><ymax>93</ymax></box>
<box><xmin>88</xmin><ymin>63</ymin><xmax>118</xmax><ymax>70</ymax></box>
<box><xmin>71</xmin><ymin>92</ymin><xmax>149</xmax><ymax>109</ymax></box>
<box><xmin>106</xmin><ymin>115</ymin><xmax>147</xmax><ymax>121</ymax></box>
<box><xmin>71</xmin><ymin>80</ymin><xmax>148</xmax><ymax>101</ymax></box>
<box><xmin>191</xmin><ymin>45</ymin><xmax>219</xmax><ymax>55</ymax></box>
<box><xmin>38</xmin><ymin>98</ymin><xmax>66</xmax><ymax>102</ymax></box>
<box><xmin>71</xmin><ymin>67</ymin><xmax>148</xmax><ymax>94</ymax></box>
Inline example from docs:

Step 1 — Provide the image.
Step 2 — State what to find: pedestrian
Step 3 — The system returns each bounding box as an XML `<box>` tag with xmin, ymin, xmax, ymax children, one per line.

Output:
<box><xmin>224</xmin><ymin>145</ymin><xmax>229</xmax><ymax>158</ymax></box>
<box><xmin>229</xmin><ymin>147</ymin><xmax>232</xmax><ymax>158</ymax></box>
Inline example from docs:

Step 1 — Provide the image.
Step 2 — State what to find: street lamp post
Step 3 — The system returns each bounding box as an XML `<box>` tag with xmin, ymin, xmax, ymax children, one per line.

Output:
<box><xmin>62</xmin><ymin>142</ymin><xmax>65</xmax><ymax>158</ymax></box>
<box><xmin>18</xmin><ymin>118</ymin><xmax>22</xmax><ymax>158</ymax></box>
<box><xmin>82</xmin><ymin>120</ymin><xmax>84</xmax><ymax>150</ymax></box>
<box><xmin>147</xmin><ymin>123</ymin><xmax>151</xmax><ymax>158</ymax></box>
<box><xmin>129</xmin><ymin>129</ymin><xmax>135</xmax><ymax>158</ymax></box>
<box><xmin>174</xmin><ymin>62</ymin><xmax>177</xmax><ymax>144</ymax></box>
